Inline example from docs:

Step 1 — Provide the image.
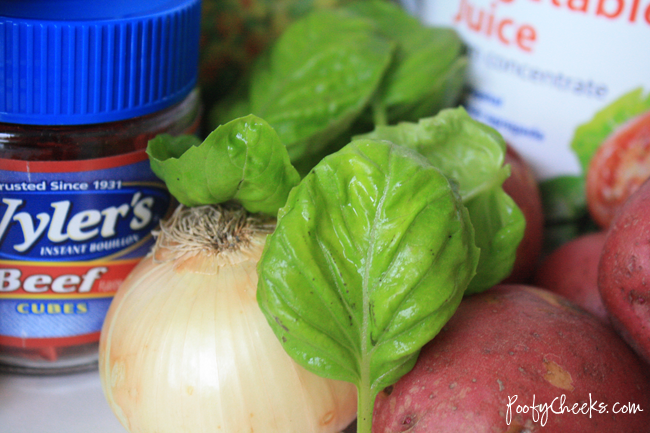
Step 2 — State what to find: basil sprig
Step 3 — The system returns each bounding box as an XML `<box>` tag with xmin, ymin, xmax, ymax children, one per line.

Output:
<box><xmin>211</xmin><ymin>1</ymin><xmax>467</xmax><ymax>168</ymax></box>
<box><xmin>147</xmin><ymin>115</ymin><xmax>300</xmax><ymax>216</ymax></box>
<box><xmin>257</xmin><ymin>139</ymin><xmax>479</xmax><ymax>432</ymax></box>
<box><xmin>358</xmin><ymin>107</ymin><xmax>525</xmax><ymax>293</ymax></box>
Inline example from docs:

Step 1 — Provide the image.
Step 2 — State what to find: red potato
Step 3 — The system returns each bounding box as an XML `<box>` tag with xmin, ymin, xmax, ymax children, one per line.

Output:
<box><xmin>598</xmin><ymin>177</ymin><xmax>650</xmax><ymax>364</ymax></box>
<box><xmin>502</xmin><ymin>145</ymin><xmax>544</xmax><ymax>284</ymax></box>
<box><xmin>586</xmin><ymin>109</ymin><xmax>650</xmax><ymax>229</ymax></box>
<box><xmin>372</xmin><ymin>285</ymin><xmax>650</xmax><ymax>433</ymax></box>
<box><xmin>534</xmin><ymin>232</ymin><xmax>608</xmax><ymax>322</ymax></box>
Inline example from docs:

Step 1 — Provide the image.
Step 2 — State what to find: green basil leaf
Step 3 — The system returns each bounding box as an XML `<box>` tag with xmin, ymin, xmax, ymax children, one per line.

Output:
<box><xmin>346</xmin><ymin>0</ymin><xmax>467</xmax><ymax>124</ymax></box>
<box><xmin>571</xmin><ymin>87</ymin><xmax>650</xmax><ymax>173</ymax></box>
<box><xmin>147</xmin><ymin>115</ymin><xmax>300</xmax><ymax>215</ymax></box>
<box><xmin>257</xmin><ymin>139</ymin><xmax>478</xmax><ymax>431</ymax></box>
<box><xmin>248</xmin><ymin>9</ymin><xmax>394</xmax><ymax>160</ymax></box>
<box><xmin>357</xmin><ymin>107</ymin><xmax>525</xmax><ymax>293</ymax></box>
<box><xmin>462</xmin><ymin>187</ymin><xmax>523</xmax><ymax>293</ymax></box>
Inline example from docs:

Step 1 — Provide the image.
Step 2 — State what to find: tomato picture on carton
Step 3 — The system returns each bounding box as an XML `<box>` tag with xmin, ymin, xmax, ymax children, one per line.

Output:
<box><xmin>585</xmin><ymin>108</ymin><xmax>650</xmax><ymax>228</ymax></box>
<box><xmin>571</xmin><ymin>87</ymin><xmax>650</xmax><ymax>230</ymax></box>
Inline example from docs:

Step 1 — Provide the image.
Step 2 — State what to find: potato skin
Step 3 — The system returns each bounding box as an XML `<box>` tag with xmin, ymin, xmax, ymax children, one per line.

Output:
<box><xmin>372</xmin><ymin>285</ymin><xmax>650</xmax><ymax>433</ymax></box>
<box><xmin>534</xmin><ymin>232</ymin><xmax>608</xmax><ymax>322</ymax></box>
<box><xmin>598</xmin><ymin>178</ymin><xmax>650</xmax><ymax>364</ymax></box>
<box><xmin>502</xmin><ymin>145</ymin><xmax>544</xmax><ymax>284</ymax></box>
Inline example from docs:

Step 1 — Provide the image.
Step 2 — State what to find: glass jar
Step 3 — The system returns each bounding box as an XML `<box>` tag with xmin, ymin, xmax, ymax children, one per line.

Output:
<box><xmin>0</xmin><ymin>0</ymin><xmax>202</xmax><ymax>374</ymax></box>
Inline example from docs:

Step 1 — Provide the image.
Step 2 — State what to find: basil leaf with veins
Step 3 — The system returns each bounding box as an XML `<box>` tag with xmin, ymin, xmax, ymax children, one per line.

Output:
<box><xmin>246</xmin><ymin>9</ymin><xmax>394</xmax><ymax>161</ymax></box>
<box><xmin>257</xmin><ymin>139</ymin><xmax>479</xmax><ymax>433</ymax></box>
<box><xmin>358</xmin><ymin>107</ymin><xmax>525</xmax><ymax>294</ymax></box>
<box><xmin>147</xmin><ymin>115</ymin><xmax>300</xmax><ymax>216</ymax></box>
<box><xmin>345</xmin><ymin>0</ymin><xmax>467</xmax><ymax>125</ymax></box>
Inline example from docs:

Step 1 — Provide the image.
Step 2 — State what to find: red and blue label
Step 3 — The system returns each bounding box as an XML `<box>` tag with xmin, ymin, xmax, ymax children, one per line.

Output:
<box><xmin>0</xmin><ymin>151</ymin><xmax>172</xmax><ymax>348</ymax></box>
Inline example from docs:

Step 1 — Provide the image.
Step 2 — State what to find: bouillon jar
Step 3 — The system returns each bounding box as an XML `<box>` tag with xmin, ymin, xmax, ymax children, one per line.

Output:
<box><xmin>0</xmin><ymin>0</ymin><xmax>202</xmax><ymax>373</ymax></box>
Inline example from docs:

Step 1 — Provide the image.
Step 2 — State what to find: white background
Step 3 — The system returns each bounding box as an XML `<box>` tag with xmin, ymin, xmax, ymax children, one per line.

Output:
<box><xmin>0</xmin><ymin>370</ymin><xmax>127</xmax><ymax>433</ymax></box>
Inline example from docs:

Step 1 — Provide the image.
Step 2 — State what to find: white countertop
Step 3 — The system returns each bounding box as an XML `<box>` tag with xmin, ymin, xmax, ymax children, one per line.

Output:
<box><xmin>0</xmin><ymin>369</ymin><xmax>358</xmax><ymax>433</ymax></box>
<box><xmin>0</xmin><ymin>369</ymin><xmax>127</xmax><ymax>433</ymax></box>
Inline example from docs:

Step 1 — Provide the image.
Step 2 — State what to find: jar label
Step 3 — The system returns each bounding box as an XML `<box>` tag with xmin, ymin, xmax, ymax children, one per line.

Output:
<box><xmin>0</xmin><ymin>151</ymin><xmax>172</xmax><ymax>347</ymax></box>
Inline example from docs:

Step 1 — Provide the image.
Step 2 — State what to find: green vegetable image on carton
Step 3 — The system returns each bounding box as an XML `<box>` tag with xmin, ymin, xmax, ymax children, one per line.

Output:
<box><xmin>541</xmin><ymin>87</ymin><xmax>650</xmax><ymax>249</ymax></box>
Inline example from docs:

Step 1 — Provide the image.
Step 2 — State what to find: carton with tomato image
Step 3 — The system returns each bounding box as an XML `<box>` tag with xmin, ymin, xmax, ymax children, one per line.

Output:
<box><xmin>541</xmin><ymin>88</ymin><xmax>650</xmax><ymax>248</ymax></box>
<box><xmin>574</xmin><ymin>88</ymin><xmax>650</xmax><ymax>229</ymax></box>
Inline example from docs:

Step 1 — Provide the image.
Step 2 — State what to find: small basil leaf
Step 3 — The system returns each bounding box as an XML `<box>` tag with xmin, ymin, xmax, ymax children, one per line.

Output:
<box><xmin>463</xmin><ymin>188</ymin><xmax>523</xmax><ymax>293</ymax></box>
<box><xmin>257</xmin><ymin>139</ymin><xmax>478</xmax><ymax>431</ymax></box>
<box><xmin>147</xmin><ymin>115</ymin><xmax>300</xmax><ymax>215</ymax></box>
<box><xmin>358</xmin><ymin>107</ymin><xmax>525</xmax><ymax>293</ymax></box>
<box><xmin>248</xmin><ymin>9</ymin><xmax>394</xmax><ymax>160</ymax></box>
<box><xmin>346</xmin><ymin>0</ymin><xmax>467</xmax><ymax>124</ymax></box>
<box><xmin>148</xmin><ymin>134</ymin><xmax>202</xmax><ymax>163</ymax></box>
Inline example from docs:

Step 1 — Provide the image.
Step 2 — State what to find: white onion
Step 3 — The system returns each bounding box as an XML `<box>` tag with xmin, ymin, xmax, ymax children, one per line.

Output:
<box><xmin>99</xmin><ymin>205</ymin><xmax>357</xmax><ymax>433</ymax></box>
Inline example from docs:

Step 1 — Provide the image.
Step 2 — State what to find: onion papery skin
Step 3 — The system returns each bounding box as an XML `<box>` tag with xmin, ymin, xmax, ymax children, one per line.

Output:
<box><xmin>99</xmin><ymin>232</ymin><xmax>357</xmax><ymax>433</ymax></box>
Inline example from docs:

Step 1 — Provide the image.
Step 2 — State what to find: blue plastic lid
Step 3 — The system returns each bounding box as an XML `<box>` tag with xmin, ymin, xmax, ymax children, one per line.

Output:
<box><xmin>0</xmin><ymin>0</ymin><xmax>202</xmax><ymax>125</ymax></box>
